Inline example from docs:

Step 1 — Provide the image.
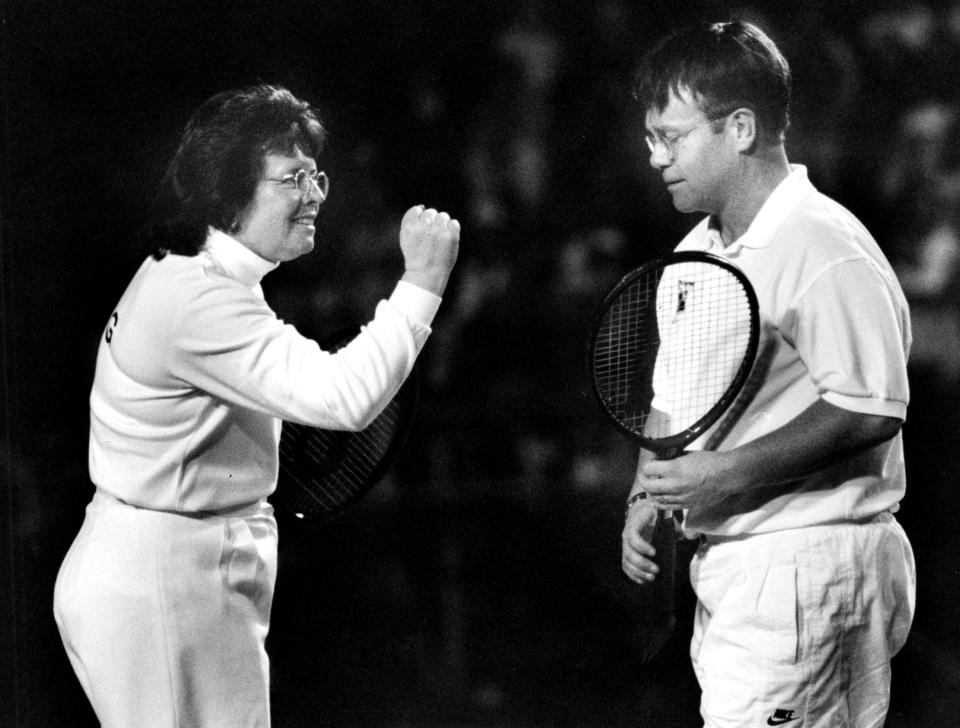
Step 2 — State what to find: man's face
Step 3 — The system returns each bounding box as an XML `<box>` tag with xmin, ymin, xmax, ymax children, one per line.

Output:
<box><xmin>233</xmin><ymin>147</ymin><xmax>322</xmax><ymax>263</ymax></box>
<box><xmin>644</xmin><ymin>88</ymin><xmax>734</xmax><ymax>215</ymax></box>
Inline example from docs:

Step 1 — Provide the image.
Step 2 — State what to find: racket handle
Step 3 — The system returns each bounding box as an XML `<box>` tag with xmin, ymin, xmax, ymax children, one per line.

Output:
<box><xmin>632</xmin><ymin>510</ymin><xmax>677</xmax><ymax>663</ymax></box>
<box><xmin>652</xmin><ymin>510</ymin><xmax>677</xmax><ymax>615</ymax></box>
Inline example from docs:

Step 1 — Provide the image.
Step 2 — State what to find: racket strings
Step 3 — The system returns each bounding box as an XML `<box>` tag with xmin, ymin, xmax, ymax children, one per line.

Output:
<box><xmin>277</xmin><ymin>401</ymin><xmax>403</xmax><ymax>517</ymax></box>
<box><xmin>273</xmin><ymin>327</ymin><xmax>420</xmax><ymax>522</ymax></box>
<box><xmin>593</xmin><ymin>260</ymin><xmax>755</xmax><ymax>444</ymax></box>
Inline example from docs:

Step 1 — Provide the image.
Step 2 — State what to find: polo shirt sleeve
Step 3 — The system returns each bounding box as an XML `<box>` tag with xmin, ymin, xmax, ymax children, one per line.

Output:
<box><xmin>788</xmin><ymin>257</ymin><xmax>909</xmax><ymax>420</ymax></box>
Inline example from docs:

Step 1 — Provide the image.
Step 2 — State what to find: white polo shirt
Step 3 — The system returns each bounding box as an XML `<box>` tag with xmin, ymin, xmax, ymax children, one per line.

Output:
<box><xmin>672</xmin><ymin>166</ymin><xmax>912</xmax><ymax>536</ymax></box>
<box><xmin>650</xmin><ymin>258</ymin><xmax>756</xmax><ymax>435</ymax></box>
<box><xmin>89</xmin><ymin>228</ymin><xmax>440</xmax><ymax>513</ymax></box>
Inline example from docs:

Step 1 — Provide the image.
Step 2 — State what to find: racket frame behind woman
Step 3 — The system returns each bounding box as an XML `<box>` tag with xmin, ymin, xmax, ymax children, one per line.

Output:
<box><xmin>271</xmin><ymin>327</ymin><xmax>420</xmax><ymax>525</ymax></box>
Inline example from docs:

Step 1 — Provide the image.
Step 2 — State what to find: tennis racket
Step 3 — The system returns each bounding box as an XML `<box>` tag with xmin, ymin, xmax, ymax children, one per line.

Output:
<box><xmin>271</xmin><ymin>327</ymin><xmax>420</xmax><ymax>524</ymax></box>
<box><xmin>590</xmin><ymin>250</ymin><xmax>759</xmax><ymax>454</ymax></box>
<box><xmin>589</xmin><ymin>250</ymin><xmax>759</xmax><ymax>660</ymax></box>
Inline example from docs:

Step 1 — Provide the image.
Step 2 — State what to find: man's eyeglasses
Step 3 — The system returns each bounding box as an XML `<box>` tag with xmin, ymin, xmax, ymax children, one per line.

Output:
<box><xmin>267</xmin><ymin>169</ymin><xmax>330</xmax><ymax>203</ymax></box>
<box><xmin>644</xmin><ymin>116</ymin><xmax>724</xmax><ymax>161</ymax></box>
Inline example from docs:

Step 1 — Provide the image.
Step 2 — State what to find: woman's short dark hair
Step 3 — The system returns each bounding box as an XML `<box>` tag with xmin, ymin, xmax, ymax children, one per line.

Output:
<box><xmin>633</xmin><ymin>20</ymin><xmax>791</xmax><ymax>142</ymax></box>
<box><xmin>144</xmin><ymin>84</ymin><xmax>326</xmax><ymax>258</ymax></box>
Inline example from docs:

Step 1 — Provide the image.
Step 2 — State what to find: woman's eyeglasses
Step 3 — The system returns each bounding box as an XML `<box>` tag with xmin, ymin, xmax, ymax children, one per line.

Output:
<box><xmin>267</xmin><ymin>169</ymin><xmax>329</xmax><ymax>203</ymax></box>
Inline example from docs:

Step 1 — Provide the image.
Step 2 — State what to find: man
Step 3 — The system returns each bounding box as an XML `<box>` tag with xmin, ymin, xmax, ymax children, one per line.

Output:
<box><xmin>620</xmin><ymin>21</ymin><xmax>915</xmax><ymax>727</ymax></box>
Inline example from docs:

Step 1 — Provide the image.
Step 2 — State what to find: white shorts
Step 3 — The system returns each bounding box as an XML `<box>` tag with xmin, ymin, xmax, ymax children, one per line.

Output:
<box><xmin>689</xmin><ymin>513</ymin><xmax>915</xmax><ymax>728</ymax></box>
<box><xmin>53</xmin><ymin>489</ymin><xmax>278</xmax><ymax>728</ymax></box>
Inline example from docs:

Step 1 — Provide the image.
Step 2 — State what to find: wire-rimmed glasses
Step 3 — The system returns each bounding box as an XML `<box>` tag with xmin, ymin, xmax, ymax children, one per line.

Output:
<box><xmin>267</xmin><ymin>169</ymin><xmax>330</xmax><ymax>203</ymax></box>
<box><xmin>644</xmin><ymin>116</ymin><xmax>725</xmax><ymax>161</ymax></box>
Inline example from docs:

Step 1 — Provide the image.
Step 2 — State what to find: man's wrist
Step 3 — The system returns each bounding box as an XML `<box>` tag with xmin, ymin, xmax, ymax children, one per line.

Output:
<box><xmin>624</xmin><ymin>491</ymin><xmax>648</xmax><ymax>517</ymax></box>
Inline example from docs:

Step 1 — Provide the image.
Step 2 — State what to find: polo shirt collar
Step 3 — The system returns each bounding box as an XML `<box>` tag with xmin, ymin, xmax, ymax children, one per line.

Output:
<box><xmin>202</xmin><ymin>227</ymin><xmax>279</xmax><ymax>287</ymax></box>
<box><xmin>705</xmin><ymin>164</ymin><xmax>815</xmax><ymax>254</ymax></box>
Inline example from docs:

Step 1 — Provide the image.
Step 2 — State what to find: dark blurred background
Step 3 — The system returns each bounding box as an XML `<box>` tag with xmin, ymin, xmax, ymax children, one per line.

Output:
<box><xmin>3</xmin><ymin>0</ymin><xmax>960</xmax><ymax>725</ymax></box>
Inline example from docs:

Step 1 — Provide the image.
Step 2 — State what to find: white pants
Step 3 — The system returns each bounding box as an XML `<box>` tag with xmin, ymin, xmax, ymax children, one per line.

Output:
<box><xmin>689</xmin><ymin>513</ymin><xmax>915</xmax><ymax>728</ymax></box>
<box><xmin>54</xmin><ymin>489</ymin><xmax>278</xmax><ymax>728</ymax></box>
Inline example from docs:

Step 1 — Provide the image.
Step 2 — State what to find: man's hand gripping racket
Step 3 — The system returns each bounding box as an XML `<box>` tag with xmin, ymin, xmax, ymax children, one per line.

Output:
<box><xmin>589</xmin><ymin>251</ymin><xmax>759</xmax><ymax>661</ymax></box>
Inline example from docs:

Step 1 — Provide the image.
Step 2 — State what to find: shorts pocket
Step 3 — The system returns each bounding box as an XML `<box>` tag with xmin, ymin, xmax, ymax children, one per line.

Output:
<box><xmin>751</xmin><ymin>563</ymin><xmax>799</xmax><ymax>665</ymax></box>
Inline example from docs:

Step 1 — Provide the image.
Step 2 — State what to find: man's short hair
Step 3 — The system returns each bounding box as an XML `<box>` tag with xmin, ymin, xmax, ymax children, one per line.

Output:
<box><xmin>633</xmin><ymin>20</ymin><xmax>791</xmax><ymax>141</ymax></box>
<box><xmin>145</xmin><ymin>84</ymin><xmax>326</xmax><ymax>258</ymax></box>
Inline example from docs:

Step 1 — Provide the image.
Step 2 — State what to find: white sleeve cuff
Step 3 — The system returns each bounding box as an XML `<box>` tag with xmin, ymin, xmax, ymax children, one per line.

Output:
<box><xmin>389</xmin><ymin>281</ymin><xmax>442</xmax><ymax>328</ymax></box>
<box><xmin>821</xmin><ymin>391</ymin><xmax>907</xmax><ymax>420</ymax></box>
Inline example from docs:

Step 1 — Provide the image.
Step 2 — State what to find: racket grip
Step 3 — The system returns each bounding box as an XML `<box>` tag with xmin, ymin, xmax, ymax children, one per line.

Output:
<box><xmin>631</xmin><ymin>509</ymin><xmax>677</xmax><ymax>662</ymax></box>
<box><xmin>652</xmin><ymin>511</ymin><xmax>677</xmax><ymax>616</ymax></box>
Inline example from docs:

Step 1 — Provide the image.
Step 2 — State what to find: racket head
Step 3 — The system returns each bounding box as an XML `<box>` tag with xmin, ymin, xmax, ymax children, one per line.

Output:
<box><xmin>589</xmin><ymin>251</ymin><xmax>759</xmax><ymax>455</ymax></box>
<box><xmin>271</xmin><ymin>327</ymin><xmax>419</xmax><ymax>524</ymax></box>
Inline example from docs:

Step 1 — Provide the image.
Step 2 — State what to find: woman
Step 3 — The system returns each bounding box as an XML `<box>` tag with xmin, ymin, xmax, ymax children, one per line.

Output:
<box><xmin>53</xmin><ymin>85</ymin><xmax>459</xmax><ymax>727</ymax></box>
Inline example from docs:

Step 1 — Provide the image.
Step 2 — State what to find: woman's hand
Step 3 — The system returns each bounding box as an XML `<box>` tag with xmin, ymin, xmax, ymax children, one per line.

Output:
<box><xmin>399</xmin><ymin>205</ymin><xmax>460</xmax><ymax>296</ymax></box>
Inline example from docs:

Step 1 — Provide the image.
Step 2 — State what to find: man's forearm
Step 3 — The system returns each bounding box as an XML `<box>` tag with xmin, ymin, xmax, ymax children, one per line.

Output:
<box><xmin>724</xmin><ymin>397</ymin><xmax>902</xmax><ymax>492</ymax></box>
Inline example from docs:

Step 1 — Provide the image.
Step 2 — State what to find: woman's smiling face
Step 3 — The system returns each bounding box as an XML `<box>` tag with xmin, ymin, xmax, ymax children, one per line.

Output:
<box><xmin>233</xmin><ymin>146</ymin><xmax>322</xmax><ymax>263</ymax></box>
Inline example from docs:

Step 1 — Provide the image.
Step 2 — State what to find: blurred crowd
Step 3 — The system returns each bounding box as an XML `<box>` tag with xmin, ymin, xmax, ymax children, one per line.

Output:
<box><xmin>262</xmin><ymin>7</ymin><xmax>960</xmax><ymax>715</ymax></box>
<box><xmin>268</xmin><ymin>0</ymin><xmax>960</xmax><ymax>508</ymax></box>
<box><xmin>9</xmin><ymin>1</ymin><xmax>960</xmax><ymax>724</ymax></box>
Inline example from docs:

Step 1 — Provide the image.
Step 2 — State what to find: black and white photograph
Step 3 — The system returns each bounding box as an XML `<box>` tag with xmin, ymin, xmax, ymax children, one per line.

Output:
<box><xmin>2</xmin><ymin>1</ymin><xmax>959</xmax><ymax>726</ymax></box>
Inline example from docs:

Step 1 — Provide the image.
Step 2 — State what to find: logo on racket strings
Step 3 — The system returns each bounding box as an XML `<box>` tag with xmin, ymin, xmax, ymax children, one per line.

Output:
<box><xmin>676</xmin><ymin>280</ymin><xmax>695</xmax><ymax>312</ymax></box>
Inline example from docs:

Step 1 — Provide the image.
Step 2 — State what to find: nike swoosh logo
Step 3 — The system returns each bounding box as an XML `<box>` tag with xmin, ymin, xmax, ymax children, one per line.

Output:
<box><xmin>767</xmin><ymin>717</ymin><xmax>798</xmax><ymax>725</ymax></box>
